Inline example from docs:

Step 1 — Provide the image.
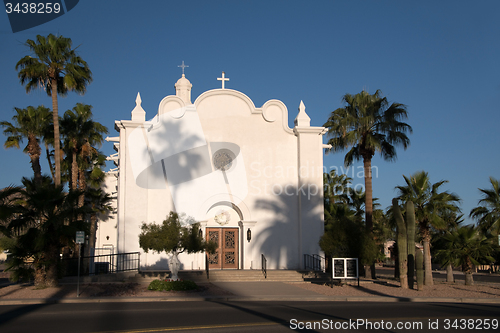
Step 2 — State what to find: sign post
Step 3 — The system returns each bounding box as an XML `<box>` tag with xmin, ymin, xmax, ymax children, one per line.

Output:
<box><xmin>76</xmin><ymin>231</ymin><xmax>85</xmax><ymax>297</ymax></box>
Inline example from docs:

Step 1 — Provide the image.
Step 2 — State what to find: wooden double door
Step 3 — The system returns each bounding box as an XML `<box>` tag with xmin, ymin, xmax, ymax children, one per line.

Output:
<box><xmin>206</xmin><ymin>227</ymin><xmax>239</xmax><ymax>269</ymax></box>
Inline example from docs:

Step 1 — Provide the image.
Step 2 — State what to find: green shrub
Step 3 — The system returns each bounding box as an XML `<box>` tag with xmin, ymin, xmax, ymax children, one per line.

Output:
<box><xmin>147</xmin><ymin>279</ymin><xmax>198</xmax><ymax>291</ymax></box>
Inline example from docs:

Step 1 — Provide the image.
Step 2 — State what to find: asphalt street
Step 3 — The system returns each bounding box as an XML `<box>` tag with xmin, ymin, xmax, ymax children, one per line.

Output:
<box><xmin>0</xmin><ymin>301</ymin><xmax>499</xmax><ymax>333</ymax></box>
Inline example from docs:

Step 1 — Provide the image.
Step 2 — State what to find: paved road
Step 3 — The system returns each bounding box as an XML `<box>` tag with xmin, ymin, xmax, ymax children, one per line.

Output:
<box><xmin>0</xmin><ymin>301</ymin><xmax>499</xmax><ymax>333</ymax></box>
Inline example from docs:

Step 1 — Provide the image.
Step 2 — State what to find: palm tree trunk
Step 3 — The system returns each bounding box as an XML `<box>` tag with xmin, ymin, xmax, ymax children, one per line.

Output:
<box><xmin>465</xmin><ymin>272</ymin><xmax>474</xmax><ymax>285</ymax></box>
<box><xmin>363</xmin><ymin>157</ymin><xmax>376</xmax><ymax>279</ymax></box>
<box><xmin>51</xmin><ymin>78</ymin><xmax>61</xmax><ymax>187</ymax></box>
<box><xmin>27</xmin><ymin>134</ymin><xmax>42</xmax><ymax>185</ymax></box>
<box><xmin>463</xmin><ymin>258</ymin><xmax>474</xmax><ymax>286</ymax></box>
<box><xmin>422</xmin><ymin>229</ymin><xmax>434</xmax><ymax>286</ymax></box>
<box><xmin>45</xmin><ymin>244</ymin><xmax>59</xmax><ymax>287</ymax></box>
<box><xmin>89</xmin><ymin>211</ymin><xmax>97</xmax><ymax>252</ymax></box>
<box><xmin>446</xmin><ymin>264</ymin><xmax>454</xmax><ymax>283</ymax></box>
<box><xmin>33</xmin><ymin>258</ymin><xmax>46</xmax><ymax>288</ymax></box>
<box><xmin>78</xmin><ymin>168</ymin><xmax>86</xmax><ymax>208</ymax></box>
<box><xmin>71</xmin><ymin>151</ymin><xmax>78</xmax><ymax>191</ymax></box>
<box><xmin>45</xmin><ymin>143</ymin><xmax>55</xmax><ymax>181</ymax></box>
<box><xmin>363</xmin><ymin>157</ymin><xmax>373</xmax><ymax>230</ymax></box>
<box><xmin>78</xmin><ymin>168</ymin><xmax>89</xmax><ymax>260</ymax></box>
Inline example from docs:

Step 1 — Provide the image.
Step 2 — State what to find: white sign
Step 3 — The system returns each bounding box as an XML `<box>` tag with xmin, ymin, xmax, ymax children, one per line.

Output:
<box><xmin>332</xmin><ymin>258</ymin><xmax>359</xmax><ymax>279</ymax></box>
<box><xmin>76</xmin><ymin>231</ymin><xmax>85</xmax><ymax>244</ymax></box>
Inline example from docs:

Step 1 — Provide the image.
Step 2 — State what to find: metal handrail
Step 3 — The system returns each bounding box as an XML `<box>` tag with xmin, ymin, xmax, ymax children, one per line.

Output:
<box><xmin>205</xmin><ymin>253</ymin><xmax>210</xmax><ymax>279</ymax></box>
<box><xmin>261</xmin><ymin>254</ymin><xmax>267</xmax><ymax>279</ymax></box>
<box><xmin>312</xmin><ymin>254</ymin><xmax>325</xmax><ymax>272</ymax></box>
<box><xmin>304</xmin><ymin>254</ymin><xmax>323</xmax><ymax>271</ymax></box>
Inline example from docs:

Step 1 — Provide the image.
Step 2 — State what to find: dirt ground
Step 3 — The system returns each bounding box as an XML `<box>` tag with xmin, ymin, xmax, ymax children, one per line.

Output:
<box><xmin>0</xmin><ymin>281</ymin><xmax>234</xmax><ymax>299</ymax></box>
<box><xmin>290</xmin><ymin>279</ymin><xmax>500</xmax><ymax>299</ymax></box>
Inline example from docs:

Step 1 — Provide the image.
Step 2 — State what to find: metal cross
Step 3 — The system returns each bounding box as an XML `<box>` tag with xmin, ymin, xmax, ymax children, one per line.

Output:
<box><xmin>178</xmin><ymin>61</ymin><xmax>189</xmax><ymax>75</ymax></box>
<box><xmin>217</xmin><ymin>71</ymin><xmax>229</xmax><ymax>89</ymax></box>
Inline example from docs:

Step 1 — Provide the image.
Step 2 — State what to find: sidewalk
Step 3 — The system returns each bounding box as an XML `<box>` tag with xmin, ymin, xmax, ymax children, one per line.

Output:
<box><xmin>1</xmin><ymin>279</ymin><xmax>500</xmax><ymax>305</ymax></box>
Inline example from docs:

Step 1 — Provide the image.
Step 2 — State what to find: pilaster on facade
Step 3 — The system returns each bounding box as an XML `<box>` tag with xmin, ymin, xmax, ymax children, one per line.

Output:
<box><xmin>293</xmin><ymin>101</ymin><xmax>327</xmax><ymax>267</ymax></box>
<box><xmin>239</xmin><ymin>221</ymin><xmax>257</xmax><ymax>269</ymax></box>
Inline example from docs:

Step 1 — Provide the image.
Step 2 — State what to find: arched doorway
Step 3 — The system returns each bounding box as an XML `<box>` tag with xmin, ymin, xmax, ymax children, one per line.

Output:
<box><xmin>203</xmin><ymin>202</ymin><xmax>243</xmax><ymax>270</ymax></box>
<box><xmin>206</xmin><ymin>227</ymin><xmax>239</xmax><ymax>269</ymax></box>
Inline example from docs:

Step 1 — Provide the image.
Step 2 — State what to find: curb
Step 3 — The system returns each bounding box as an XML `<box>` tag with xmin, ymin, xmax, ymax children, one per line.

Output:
<box><xmin>1</xmin><ymin>295</ymin><xmax>500</xmax><ymax>305</ymax></box>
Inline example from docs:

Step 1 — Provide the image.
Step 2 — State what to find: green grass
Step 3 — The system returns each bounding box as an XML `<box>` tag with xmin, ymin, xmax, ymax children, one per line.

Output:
<box><xmin>147</xmin><ymin>279</ymin><xmax>198</xmax><ymax>291</ymax></box>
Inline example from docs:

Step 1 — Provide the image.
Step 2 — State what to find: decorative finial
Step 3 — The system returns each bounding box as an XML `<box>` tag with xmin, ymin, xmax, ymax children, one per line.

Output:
<box><xmin>131</xmin><ymin>92</ymin><xmax>146</xmax><ymax>122</ymax></box>
<box><xmin>294</xmin><ymin>100</ymin><xmax>311</xmax><ymax>127</ymax></box>
<box><xmin>217</xmin><ymin>71</ymin><xmax>229</xmax><ymax>89</ymax></box>
<box><xmin>299</xmin><ymin>100</ymin><xmax>305</xmax><ymax>114</ymax></box>
<box><xmin>178</xmin><ymin>61</ymin><xmax>189</xmax><ymax>75</ymax></box>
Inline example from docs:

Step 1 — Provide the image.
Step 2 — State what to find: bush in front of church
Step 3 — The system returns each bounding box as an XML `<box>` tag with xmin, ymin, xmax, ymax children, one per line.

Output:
<box><xmin>139</xmin><ymin>211</ymin><xmax>217</xmax><ymax>256</ymax></box>
<box><xmin>147</xmin><ymin>279</ymin><xmax>198</xmax><ymax>291</ymax></box>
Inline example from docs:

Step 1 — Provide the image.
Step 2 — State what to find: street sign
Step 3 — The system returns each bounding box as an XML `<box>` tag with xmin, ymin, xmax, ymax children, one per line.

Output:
<box><xmin>76</xmin><ymin>231</ymin><xmax>85</xmax><ymax>244</ymax></box>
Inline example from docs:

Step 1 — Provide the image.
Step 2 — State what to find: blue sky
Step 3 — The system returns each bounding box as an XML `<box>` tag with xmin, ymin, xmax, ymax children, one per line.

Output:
<box><xmin>0</xmin><ymin>0</ymin><xmax>499</xmax><ymax>223</ymax></box>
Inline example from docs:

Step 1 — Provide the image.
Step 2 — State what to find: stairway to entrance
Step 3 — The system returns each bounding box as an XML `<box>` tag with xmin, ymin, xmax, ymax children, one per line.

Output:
<box><xmin>134</xmin><ymin>269</ymin><xmax>308</xmax><ymax>283</ymax></box>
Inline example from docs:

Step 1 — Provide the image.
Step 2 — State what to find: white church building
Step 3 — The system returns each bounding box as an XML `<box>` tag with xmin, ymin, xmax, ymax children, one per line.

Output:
<box><xmin>97</xmin><ymin>71</ymin><xmax>327</xmax><ymax>271</ymax></box>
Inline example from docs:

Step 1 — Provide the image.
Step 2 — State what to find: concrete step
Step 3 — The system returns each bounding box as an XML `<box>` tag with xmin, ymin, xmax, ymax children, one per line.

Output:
<box><xmin>132</xmin><ymin>269</ymin><xmax>307</xmax><ymax>283</ymax></box>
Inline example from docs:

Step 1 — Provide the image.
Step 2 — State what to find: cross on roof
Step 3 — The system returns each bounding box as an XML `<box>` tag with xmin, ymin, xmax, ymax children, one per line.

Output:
<box><xmin>217</xmin><ymin>71</ymin><xmax>229</xmax><ymax>89</ymax></box>
<box><xmin>178</xmin><ymin>61</ymin><xmax>189</xmax><ymax>75</ymax></box>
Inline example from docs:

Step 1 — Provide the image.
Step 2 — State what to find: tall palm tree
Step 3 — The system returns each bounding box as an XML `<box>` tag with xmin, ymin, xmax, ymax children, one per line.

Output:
<box><xmin>83</xmin><ymin>150</ymin><xmax>112</xmax><ymax>258</ymax></box>
<box><xmin>434</xmin><ymin>225</ymin><xmax>496</xmax><ymax>285</ymax></box>
<box><xmin>16</xmin><ymin>34</ymin><xmax>92</xmax><ymax>187</ymax></box>
<box><xmin>396</xmin><ymin>171</ymin><xmax>460</xmax><ymax>285</ymax></box>
<box><xmin>324</xmin><ymin>90</ymin><xmax>412</xmax><ymax>231</ymax></box>
<box><xmin>324</xmin><ymin>90</ymin><xmax>412</xmax><ymax>278</ymax></box>
<box><xmin>470</xmin><ymin>177</ymin><xmax>500</xmax><ymax>236</ymax></box>
<box><xmin>1</xmin><ymin>106</ymin><xmax>52</xmax><ymax>185</ymax></box>
<box><xmin>60</xmin><ymin>103</ymin><xmax>108</xmax><ymax>192</ymax></box>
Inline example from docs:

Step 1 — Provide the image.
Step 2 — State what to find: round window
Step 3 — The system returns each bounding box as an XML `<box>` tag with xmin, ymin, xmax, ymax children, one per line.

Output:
<box><xmin>213</xmin><ymin>149</ymin><xmax>235</xmax><ymax>171</ymax></box>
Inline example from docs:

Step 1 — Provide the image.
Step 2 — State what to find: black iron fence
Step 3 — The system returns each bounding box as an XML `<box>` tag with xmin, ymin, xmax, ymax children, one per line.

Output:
<box><xmin>61</xmin><ymin>252</ymin><xmax>140</xmax><ymax>277</ymax></box>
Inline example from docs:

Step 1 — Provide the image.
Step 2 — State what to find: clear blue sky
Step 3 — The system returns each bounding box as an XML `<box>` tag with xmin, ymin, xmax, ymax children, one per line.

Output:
<box><xmin>0</xmin><ymin>0</ymin><xmax>499</xmax><ymax>223</ymax></box>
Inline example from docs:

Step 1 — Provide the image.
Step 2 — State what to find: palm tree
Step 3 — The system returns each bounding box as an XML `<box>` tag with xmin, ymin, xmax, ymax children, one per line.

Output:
<box><xmin>433</xmin><ymin>212</ymin><xmax>464</xmax><ymax>283</ymax></box>
<box><xmin>60</xmin><ymin>103</ymin><xmax>108</xmax><ymax>193</ymax></box>
<box><xmin>1</xmin><ymin>106</ymin><xmax>52</xmax><ymax>185</ymax></box>
<box><xmin>396</xmin><ymin>171</ymin><xmax>460</xmax><ymax>285</ymax></box>
<box><xmin>85</xmin><ymin>187</ymin><xmax>114</xmax><ymax>257</ymax></box>
<box><xmin>470</xmin><ymin>177</ymin><xmax>500</xmax><ymax>236</ymax></box>
<box><xmin>434</xmin><ymin>225</ymin><xmax>496</xmax><ymax>285</ymax></box>
<box><xmin>324</xmin><ymin>90</ymin><xmax>412</xmax><ymax>278</ymax></box>
<box><xmin>1</xmin><ymin>176</ymin><xmax>88</xmax><ymax>287</ymax></box>
<box><xmin>16</xmin><ymin>34</ymin><xmax>92</xmax><ymax>187</ymax></box>
<box><xmin>324</xmin><ymin>171</ymin><xmax>352</xmax><ymax>206</ymax></box>
<box><xmin>83</xmin><ymin>150</ymin><xmax>112</xmax><ymax>258</ymax></box>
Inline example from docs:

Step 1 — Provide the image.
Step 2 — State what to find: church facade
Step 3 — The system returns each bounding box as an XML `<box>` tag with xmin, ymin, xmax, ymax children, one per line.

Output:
<box><xmin>98</xmin><ymin>72</ymin><xmax>327</xmax><ymax>271</ymax></box>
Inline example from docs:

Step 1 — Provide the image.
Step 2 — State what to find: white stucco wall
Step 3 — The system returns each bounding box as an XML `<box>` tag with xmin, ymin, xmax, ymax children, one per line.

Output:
<box><xmin>98</xmin><ymin>75</ymin><xmax>326</xmax><ymax>271</ymax></box>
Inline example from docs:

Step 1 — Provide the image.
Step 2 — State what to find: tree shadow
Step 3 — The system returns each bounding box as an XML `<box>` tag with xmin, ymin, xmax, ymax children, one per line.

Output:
<box><xmin>0</xmin><ymin>284</ymin><xmax>75</xmax><ymax>327</ymax></box>
<box><xmin>252</xmin><ymin>184</ymin><xmax>323</xmax><ymax>270</ymax></box>
<box><xmin>208</xmin><ymin>300</ymin><xmax>323</xmax><ymax>333</ymax></box>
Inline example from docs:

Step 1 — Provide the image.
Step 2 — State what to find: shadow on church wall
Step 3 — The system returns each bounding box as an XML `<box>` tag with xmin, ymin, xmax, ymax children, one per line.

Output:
<box><xmin>253</xmin><ymin>183</ymin><xmax>323</xmax><ymax>270</ymax></box>
<box><xmin>132</xmin><ymin>119</ymin><xmax>207</xmax><ymax>190</ymax></box>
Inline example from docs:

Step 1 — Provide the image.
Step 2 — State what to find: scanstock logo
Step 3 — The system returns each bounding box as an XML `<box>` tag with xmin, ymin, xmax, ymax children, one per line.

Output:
<box><xmin>4</xmin><ymin>0</ymin><xmax>79</xmax><ymax>33</ymax></box>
